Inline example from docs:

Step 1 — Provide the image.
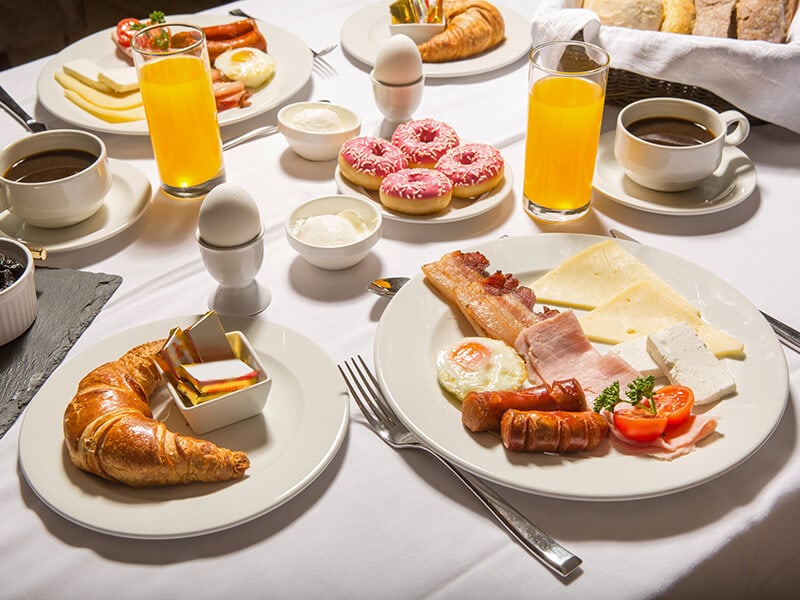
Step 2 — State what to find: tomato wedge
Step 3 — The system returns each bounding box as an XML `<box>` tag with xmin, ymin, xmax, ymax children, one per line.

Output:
<box><xmin>613</xmin><ymin>408</ymin><xmax>669</xmax><ymax>443</ymax></box>
<box><xmin>115</xmin><ymin>18</ymin><xmax>140</xmax><ymax>48</ymax></box>
<box><xmin>651</xmin><ymin>385</ymin><xmax>695</xmax><ymax>428</ymax></box>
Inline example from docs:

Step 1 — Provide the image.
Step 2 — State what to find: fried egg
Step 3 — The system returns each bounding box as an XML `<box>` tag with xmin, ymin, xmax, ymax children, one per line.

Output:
<box><xmin>436</xmin><ymin>337</ymin><xmax>527</xmax><ymax>401</ymax></box>
<box><xmin>214</xmin><ymin>47</ymin><xmax>276</xmax><ymax>88</ymax></box>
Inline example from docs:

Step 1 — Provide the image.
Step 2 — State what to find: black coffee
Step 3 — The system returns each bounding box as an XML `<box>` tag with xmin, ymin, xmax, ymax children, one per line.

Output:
<box><xmin>3</xmin><ymin>148</ymin><xmax>97</xmax><ymax>183</ymax></box>
<box><xmin>627</xmin><ymin>116</ymin><xmax>716</xmax><ymax>147</ymax></box>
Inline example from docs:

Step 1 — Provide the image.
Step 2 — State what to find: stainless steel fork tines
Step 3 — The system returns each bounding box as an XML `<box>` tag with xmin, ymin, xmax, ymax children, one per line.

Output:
<box><xmin>338</xmin><ymin>355</ymin><xmax>583</xmax><ymax>578</ymax></box>
<box><xmin>311</xmin><ymin>44</ymin><xmax>338</xmax><ymax>77</ymax></box>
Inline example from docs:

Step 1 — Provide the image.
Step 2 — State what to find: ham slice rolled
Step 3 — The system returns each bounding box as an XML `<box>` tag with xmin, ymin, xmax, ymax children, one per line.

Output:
<box><xmin>501</xmin><ymin>410</ymin><xmax>609</xmax><ymax>453</ymax></box>
<box><xmin>461</xmin><ymin>378</ymin><xmax>586</xmax><ymax>432</ymax></box>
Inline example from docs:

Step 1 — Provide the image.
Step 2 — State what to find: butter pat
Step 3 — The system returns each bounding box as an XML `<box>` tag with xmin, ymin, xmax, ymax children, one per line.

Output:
<box><xmin>646</xmin><ymin>321</ymin><xmax>737</xmax><ymax>405</ymax></box>
<box><xmin>63</xmin><ymin>58</ymin><xmax>110</xmax><ymax>92</ymax></box>
<box><xmin>607</xmin><ymin>337</ymin><xmax>663</xmax><ymax>377</ymax></box>
<box><xmin>98</xmin><ymin>66</ymin><xmax>139</xmax><ymax>93</ymax></box>
<box><xmin>178</xmin><ymin>358</ymin><xmax>261</xmax><ymax>396</ymax></box>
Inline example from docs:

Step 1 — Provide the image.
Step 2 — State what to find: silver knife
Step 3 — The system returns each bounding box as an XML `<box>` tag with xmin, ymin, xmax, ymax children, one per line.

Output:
<box><xmin>0</xmin><ymin>85</ymin><xmax>47</xmax><ymax>132</ymax></box>
<box><xmin>609</xmin><ymin>229</ymin><xmax>800</xmax><ymax>354</ymax></box>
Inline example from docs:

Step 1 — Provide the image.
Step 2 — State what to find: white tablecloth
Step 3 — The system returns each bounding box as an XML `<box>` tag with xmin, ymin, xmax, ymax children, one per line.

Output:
<box><xmin>1</xmin><ymin>1</ymin><xmax>798</xmax><ymax>598</ymax></box>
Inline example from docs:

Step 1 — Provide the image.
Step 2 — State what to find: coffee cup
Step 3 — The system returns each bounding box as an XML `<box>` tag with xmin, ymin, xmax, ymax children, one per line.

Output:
<box><xmin>0</xmin><ymin>129</ymin><xmax>111</xmax><ymax>228</ymax></box>
<box><xmin>614</xmin><ymin>98</ymin><xmax>750</xmax><ymax>192</ymax></box>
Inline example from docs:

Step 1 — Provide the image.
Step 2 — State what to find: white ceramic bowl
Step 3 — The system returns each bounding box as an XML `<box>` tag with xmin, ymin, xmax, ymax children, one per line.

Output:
<box><xmin>277</xmin><ymin>101</ymin><xmax>361</xmax><ymax>161</ymax></box>
<box><xmin>0</xmin><ymin>238</ymin><xmax>37</xmax><ymax>346</ymax></box>
<box><xmin>159</xmin><ymin>331</ymin><xmax>272</xmax><ymax>435</ymax></box>
<box><xmin>285</xmin><ymin>194</ymin><xmax>382</xmax><ymax>270</ymax></box>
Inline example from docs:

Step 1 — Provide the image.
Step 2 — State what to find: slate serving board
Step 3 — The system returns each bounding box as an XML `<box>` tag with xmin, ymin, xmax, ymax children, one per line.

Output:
<box><xmin>0</xmin><ymin>266</ymin><xmax>121</xmax><ymax>438</ymax></box>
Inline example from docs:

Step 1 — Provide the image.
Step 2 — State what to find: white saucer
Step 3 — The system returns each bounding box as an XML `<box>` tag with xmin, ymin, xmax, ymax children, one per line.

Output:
<box><xmin>592</xmin><ymin>131</ymin><xmax>758</xmax><ymax>216</ymax></box>
<box><xmin>0</xmin><ymin>159</ymin><xmax>152</xmax><ymax>254</ymax></box>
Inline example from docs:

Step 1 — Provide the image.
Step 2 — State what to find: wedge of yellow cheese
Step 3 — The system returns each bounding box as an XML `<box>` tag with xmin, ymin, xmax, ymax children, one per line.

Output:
<box><xmin>579</xmin><ymin>280</ymin><xmax>744</xmax><ymax>358</ymax></box>
<box><xmin>531</xmin><ymin>240</ymin><xmax>683</xmax><ymax>311</ymax></box>
<box><xmin>55</xmin><ymin>71</ymin><xmax>143</xmax><ymax>110</ymax></box>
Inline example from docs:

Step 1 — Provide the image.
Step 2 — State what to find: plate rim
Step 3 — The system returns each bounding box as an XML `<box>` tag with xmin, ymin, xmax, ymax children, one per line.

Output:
<box><xmin>36</xmin><ymin>14</ymin><xmax>313</xmax><ymax>136</ymax></box>
<box><xmin>334</xmin><ymin>163</ymin><xmax>513</xmax><ymax>224</ymax></box>
<box><xmin>340</xmin><ymin>2</ymin><xmax>532</xmax><ymax>79</ymax></box>
<box><xmin>592</xmin><ymin>131</ymin><xmax>758</xmax><ymax>216</ymax></box>
<box><xmin>17</xmin><ymin>315</ymin><xmax>349</xmax><ymax>539</ymax></box>
<box><xmin>373</xmin><ymin>233</ymin><xmax>789</xmax><ymax>501</ymax></box>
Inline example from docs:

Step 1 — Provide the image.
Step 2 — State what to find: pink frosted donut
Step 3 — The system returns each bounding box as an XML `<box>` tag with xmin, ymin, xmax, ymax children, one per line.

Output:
<box><xmin>391</xmin><ymin>119</ymin><xmax>460</xmax><ymax>168</ymax></box>
<box><xmin>379</xmin><ymin>168</ymin><xmax>453</xmax><ymax>215</ymax></box>
<box><xmin>338</xmin><ymin>136</ymin><xmax>408</xmax><ymax>191</ymax></box>
<box><xmin>435</xmin><ymin>143</ymin><xmax>504</xmax><ymax>198</ymax></box>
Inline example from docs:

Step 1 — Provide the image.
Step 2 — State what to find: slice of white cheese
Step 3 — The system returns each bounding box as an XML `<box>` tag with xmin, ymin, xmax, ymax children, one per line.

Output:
<box><xmin>62</xmin><ymin>59</ymin><xmax>111</xmax><ymax>92</ymax></box>
<box><xmin>646</xmin><ymin>321</ymin><xmax>737</xmax><ymax>405</ymax></box>
<box><xmin>607</xmin><ymin>337</ymin><xmax>663</xmax><ymax>377</ymax></box>
<box><xmin>531</xmin><ymin>240</ymin><xmax>683</xmax><ymax>310</ymax></box>
<box><xmin>98</xmin><ymin>67</ymin><xmax>139</xmax><ymax>93</ymax></box>
<box><xmin>579</xmin><ymin>279</ymin><xmax>744</xmax><ymax>358</ymax></box>
<box><xmin>55</xmin><ymin>72</ymin><xmax>143</xmax><ymax>110</ymax></box>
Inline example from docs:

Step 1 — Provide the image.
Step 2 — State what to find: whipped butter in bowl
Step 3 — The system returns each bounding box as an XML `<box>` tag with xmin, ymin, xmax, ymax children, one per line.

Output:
<box><xmin>278</xmin><ymin>101</ymin><xmax>361</xmax><ymax>161</ymax></box>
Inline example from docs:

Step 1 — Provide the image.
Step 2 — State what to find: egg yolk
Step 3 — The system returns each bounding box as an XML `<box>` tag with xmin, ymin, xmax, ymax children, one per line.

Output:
<box><xmin>231</xmin><ymin>50</ymin><xmax>255</xmax><ymax>63</ymax></box>
<box><xmin>449</xmin><ymin>342</ymin><xmax>491</xmax><ymax>371</ymax></box>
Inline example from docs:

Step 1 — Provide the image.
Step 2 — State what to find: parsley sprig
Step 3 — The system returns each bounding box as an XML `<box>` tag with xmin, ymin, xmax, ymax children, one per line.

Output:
<box><xmin>132</xmin><ymin>11</ymin><xmax>169</xmax><ymax>50</ymax></box>
<box><xmin>592</xmin><ymin>375</ymin><xmax>657</xmax><ymax>414</ymax></box>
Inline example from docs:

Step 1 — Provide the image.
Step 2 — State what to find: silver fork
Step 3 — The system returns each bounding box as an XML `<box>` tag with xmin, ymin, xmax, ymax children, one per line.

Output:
<box><xmin>311</xmin><ymin>43</ymin><xmax>338</xmax><ymax>76</ymax></box>
<box><xmin>339</xmin><ymin>355</ymin><xmax>582</xmax><ymax>578</ymax></box>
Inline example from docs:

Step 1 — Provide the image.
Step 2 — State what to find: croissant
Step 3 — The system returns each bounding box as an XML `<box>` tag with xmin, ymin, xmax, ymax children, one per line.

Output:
<box><xmin>63</xmin><ymin>340</ymin><xmax>250</xmax><ymax>487</ymax></box>
<box><xmin>417</xmin><ymin>0</ymin><xmax>506</xmax><ymax>62</ymax></box>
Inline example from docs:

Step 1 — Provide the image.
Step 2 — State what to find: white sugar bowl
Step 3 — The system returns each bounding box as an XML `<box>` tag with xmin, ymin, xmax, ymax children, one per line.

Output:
<box><xmin>0</xmin><ymin>238</ymin><xmax>37</xmax><ymax>346</ymax></box>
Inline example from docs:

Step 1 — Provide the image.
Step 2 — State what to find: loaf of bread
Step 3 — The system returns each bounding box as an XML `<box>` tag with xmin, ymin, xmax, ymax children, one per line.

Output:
<box><xmin>581</xmin><ymin>0</ymin><xmax>797</xmax><ymax>41</ymax></box>
<box><xmin>63</xmin><ymin>340</ymin><xmax>250</xmax><ymax>487</ymax></box>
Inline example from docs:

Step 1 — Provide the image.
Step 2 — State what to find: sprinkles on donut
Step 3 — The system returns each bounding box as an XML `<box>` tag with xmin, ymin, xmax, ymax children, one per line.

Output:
<box><xmin>338</xmin><ymin>136</ymin><xmax>408</xmax><ymax>191</ymax></box>
<box><xmin>379</xmin><ymin>168</ymin><xmax>453</xmax><ymax>215</ymax></box>
<box><xmin>391</xmin><ymin>119</ymin><xmax>460</xmax><ymax>168</ymax></box>
<box><xmin>435</xmin><ymin>143</ymin><xmax>504</xmax><ymax>199</ymax></box>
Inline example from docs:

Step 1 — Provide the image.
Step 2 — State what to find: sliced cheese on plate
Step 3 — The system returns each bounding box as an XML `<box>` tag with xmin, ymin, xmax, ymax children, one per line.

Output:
<box><xmin>62</xmin><ymin>89</ymin><xmax>145</xmax><ymax>123</ymax></box>
<box><xmin>579</xmin><ymin>279</ymin><xmax>744</xmax><ymax>358</ymax></box>
<box><xmin>531</xmin><ymin>240</ymin><xmax>685</xmax><ymax>310</ymax></box>
<box><xmin>62</xmin><ymin>58</ymin><xmax>110</xmax><ymax>92</ymax></box>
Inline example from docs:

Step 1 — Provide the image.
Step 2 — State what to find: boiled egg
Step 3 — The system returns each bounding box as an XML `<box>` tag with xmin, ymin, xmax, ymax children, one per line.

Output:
<box><xmin>372</xmin><ymin>34</ymin><xmax>423</xmax><ymax>85</ymax></box>
<box><xmin>436</xmin><ymin>337</ymin><xmax>527</xmax><ymax>401</ymax></box>
<box><xmin>198</xmin><ymin>183</ymin><xmax>262</xmax><ymax>247</ymax></box>
<box><xmin>214</xmin><ymin>47</ymin><xmax>276</xmax><ymax>88</ymax></box>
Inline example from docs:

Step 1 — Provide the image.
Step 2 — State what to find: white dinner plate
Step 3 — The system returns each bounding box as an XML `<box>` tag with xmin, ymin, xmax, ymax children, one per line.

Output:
<box><xmin>340</xmin><ymin>2</ymin><xmax>532</xmax><ymax>78</ymax></box>
<box><xmin>0</xmin><ymin>159</ymin><xmax>151</xmax><ymax>254</ymax></box>
<box><xmin>374</xmin><ymin>234</ymin><xmax>789</xmax><ymax>501</ymax></box>
<box><xmin>18</xmin><ymin>315</ymin><xmax>349</xmax><ymax>539</ymax></box>
<box><xmin>335</xmin><ymin>163</ymin><xmax>513</xmax><ymax>224</ymax></box>
<box><xmin>592</xmin><ymin>131</ymin><xmax>758</xmax><ymax>216</ymax></box>
<box><xmin>37</xmin><ymin>15</ymin><xmax>313</xmax><ymax>135</ymax></box>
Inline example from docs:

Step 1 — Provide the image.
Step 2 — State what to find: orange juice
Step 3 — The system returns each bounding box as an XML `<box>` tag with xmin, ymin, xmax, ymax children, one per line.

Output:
<box><xmin>138</xmin><ymin>54</ymin><xmax>223</xmax><ymax>193</ymax></box>
<box><xmin>523</xmin><ymin>76</ymin><xmax>605</xmax><ymax>217</ymax></box>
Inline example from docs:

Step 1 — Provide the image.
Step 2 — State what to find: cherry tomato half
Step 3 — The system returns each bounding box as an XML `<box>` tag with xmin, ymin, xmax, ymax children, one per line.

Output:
<box><xmin>115</xmin><ymin>18</ymin><xmax>140</xmax><ymax>48</ymax></box>
<box><xmin>613</xmin><ymin>408</ymin><xmax>669</xmax><ymax>443</ymax></box>
<box><xmin>640</xmin><ymin>385</ymin><xmax>695</xmax><ymax>428</ymax></box>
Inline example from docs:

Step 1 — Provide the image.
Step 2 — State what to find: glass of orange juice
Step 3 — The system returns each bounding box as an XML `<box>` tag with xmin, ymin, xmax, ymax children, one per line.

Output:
<box><xmin>523</xmin><ymin>41</ymin><xmax>610</xmax><ymax>223</ymax></box>
<box><xmin>131</xmin><ymin>23</ymin><xmax>225</xmax><ymax>199</ymax></box>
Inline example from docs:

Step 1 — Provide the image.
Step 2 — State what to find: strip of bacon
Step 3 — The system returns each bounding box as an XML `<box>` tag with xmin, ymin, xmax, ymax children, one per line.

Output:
<box><xmin>422</xmin><ymin>251</ymin><xmax>556</xmax><ymax>348</ymax></box>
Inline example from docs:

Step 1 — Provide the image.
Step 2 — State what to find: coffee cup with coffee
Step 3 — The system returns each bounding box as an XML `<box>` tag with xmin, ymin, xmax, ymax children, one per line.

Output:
<box><xmin>614</xmin><ymin>98</ymin><xmax>750</xmax><ymax>192</ymax></box>
<box><xmin>0</xmin><ymin>129</ymin><xmax>111</xmax><ymax>228</ymax></box>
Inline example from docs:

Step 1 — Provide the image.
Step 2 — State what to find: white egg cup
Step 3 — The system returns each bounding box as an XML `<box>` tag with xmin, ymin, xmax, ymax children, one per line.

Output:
<box><xmin>370</xmin><ymin>69</ymin><xmax>424</xmax><ymax>138</ymax></box>
<box><xmin>196</xmin><ymin>228</ymin><xmax>271</xmax><ymax>316</ymax></box>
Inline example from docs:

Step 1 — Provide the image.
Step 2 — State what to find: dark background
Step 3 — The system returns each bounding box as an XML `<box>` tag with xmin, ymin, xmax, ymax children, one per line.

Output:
<box><xmin>0</xmin><ymin>0</ymin><xmax>231</xmax><ymax>70</ymax></box>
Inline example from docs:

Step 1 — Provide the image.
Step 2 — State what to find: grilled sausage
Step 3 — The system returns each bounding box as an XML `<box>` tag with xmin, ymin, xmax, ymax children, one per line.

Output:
<box><xmin>207</xmin><ymin>27</ymin><xmax>267</xmax><ymax>63</ymax></box>
<box><xmin>203</xmin><ymin>18</ymin><xmax>257</xmax><ymax>41</ymax></box>
<box><xmin>500</xmin><ymin>410</ymin><xmax>609</xmax><ymax>453</ymax></box>
<box><xmin>461</xmin><ymin>379</ymin><xmax>586</xmax><ymax>432</ymax></box>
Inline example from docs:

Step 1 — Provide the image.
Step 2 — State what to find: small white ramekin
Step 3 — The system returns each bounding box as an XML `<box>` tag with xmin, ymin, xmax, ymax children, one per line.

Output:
<box><xmin>0</xmin><ymin>238</ymin><xmax>37</xmax><ymax>346</ymax></box>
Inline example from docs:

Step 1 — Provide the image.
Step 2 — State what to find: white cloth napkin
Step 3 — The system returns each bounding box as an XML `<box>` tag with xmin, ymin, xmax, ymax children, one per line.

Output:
<box><xmin>531</xmin><ymin>0</ymin><xmax>800</xmax><ymax>134</ymax></box>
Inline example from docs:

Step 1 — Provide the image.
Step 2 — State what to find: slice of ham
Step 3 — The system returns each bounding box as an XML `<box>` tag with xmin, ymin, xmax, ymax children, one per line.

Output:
<box><xmin>515</xmin><ymin>310</ymin><xmax>640</xmax><ymax>399</ymax></box>
<box><xmin>605</xmin><ymin>408</ymin><xmax>719</xmax><ymax>460</ymax></box>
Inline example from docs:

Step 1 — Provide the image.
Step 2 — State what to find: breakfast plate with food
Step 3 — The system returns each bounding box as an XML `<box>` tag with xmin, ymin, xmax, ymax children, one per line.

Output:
<box><xmin>340</xmin><ymin>1</ymin><xmax>532</xmax><ymax>78</ymax></box>
<box><xmin>36</xmin><ymin>14</ymin><xmax>313</xmax><ymax>136</ymax></box>
<box><xmin>374</xmin><ymin>234</ymin><xmax>789</xmax><ymax>501</ymax></box>
<box><xmin>18</xmin><ymin>315</ymin><xmax>349</xmax><ymax>539</ymax></box>
<box><xmin>592</xmin><ymin>131</ymin><xmax>758</xmax><ymax>216</ymax></box>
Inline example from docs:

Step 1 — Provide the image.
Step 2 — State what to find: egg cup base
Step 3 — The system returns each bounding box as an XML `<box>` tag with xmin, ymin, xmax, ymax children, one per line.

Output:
<box><xmin>209</xmin><ymin>280</ymin><xmax>271</xmax><ymax>317</ymax></box>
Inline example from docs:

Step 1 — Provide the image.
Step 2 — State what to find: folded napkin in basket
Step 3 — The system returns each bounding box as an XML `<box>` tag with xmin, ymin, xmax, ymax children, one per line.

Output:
<box><xmin>531</xmin><ymin>0</ymin><xmax>800</xmax><ymax>134</ymax></box>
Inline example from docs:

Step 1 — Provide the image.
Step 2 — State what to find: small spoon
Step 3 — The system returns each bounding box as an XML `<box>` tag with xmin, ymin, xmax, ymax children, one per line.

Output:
<box><xmin>367</xmin><ymin>277</ymin><xmax>409</xmax><ymax>297</ymax></box>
